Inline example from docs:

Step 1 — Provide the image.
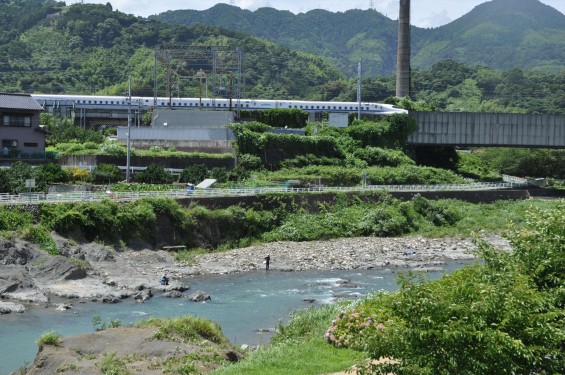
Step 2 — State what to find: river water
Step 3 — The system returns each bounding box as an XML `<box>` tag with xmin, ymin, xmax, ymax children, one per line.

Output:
<box><xmin>0</xmin><ymin>262</ymin><xmax>469</xmax><ymax>374</ymax></box>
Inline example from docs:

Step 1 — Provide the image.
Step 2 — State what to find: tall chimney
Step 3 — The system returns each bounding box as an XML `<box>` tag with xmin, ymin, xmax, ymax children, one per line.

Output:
<box><xmin>396</xmin><ymin>0</ymin><xmax>410</xmax><ymax>97</ymax></box>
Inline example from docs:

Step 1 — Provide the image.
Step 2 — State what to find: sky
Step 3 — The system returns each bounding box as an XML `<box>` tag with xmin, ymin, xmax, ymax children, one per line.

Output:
<box><xmin>66</xmin><ymin>0</ymin><xmax>565</xmax><ymax>28</ymax></box>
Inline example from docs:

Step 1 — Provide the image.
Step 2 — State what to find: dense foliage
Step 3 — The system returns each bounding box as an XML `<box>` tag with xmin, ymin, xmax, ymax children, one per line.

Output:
<box><xmin>240</xmin><ymin>108</ymin><xmax>309</xmax><ymax>128</ymax></box>
<box><xmin>324</xmin><ymin>203</ymin><xmax>565</xmax><ymax>374</ymax></box>
<box><xmin>0</xmin><ymin>1</ymin><xmax>342</xmax><ymax>99</ymax></box>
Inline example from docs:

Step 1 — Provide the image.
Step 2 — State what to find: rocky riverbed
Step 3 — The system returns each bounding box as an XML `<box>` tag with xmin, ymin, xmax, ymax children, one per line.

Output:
<box><xmin>0</xmin><ymin>233</ymin><xmax>511</xmax><ymax>314</ymax></box>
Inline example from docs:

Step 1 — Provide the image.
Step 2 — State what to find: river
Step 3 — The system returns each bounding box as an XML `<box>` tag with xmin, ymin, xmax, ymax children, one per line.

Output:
<box><xmin>0</xmin><ymin>262</ymin><xmax>470</xmax><ymax>374</ymax></box>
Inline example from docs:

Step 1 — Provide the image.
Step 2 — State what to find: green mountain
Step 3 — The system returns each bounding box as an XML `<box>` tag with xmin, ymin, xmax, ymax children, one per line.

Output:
<box><xmin>414</xmin><ymin>0</ymin><xmax>565</xmax><ymax>73</ymax></box>
<box><xmin>0</xmin><ymin>1</ymin><xmax>343</xmax><ymax>99</ymax></box>
<box><xmin>153</xmin><ymin>0</ymin><xmax>565</xmax><ymax>76</ymax></box>
<box><xmin>153</xmin><ymin>5</ymin><xmax>401</xmax><ymax>77</ymax></box>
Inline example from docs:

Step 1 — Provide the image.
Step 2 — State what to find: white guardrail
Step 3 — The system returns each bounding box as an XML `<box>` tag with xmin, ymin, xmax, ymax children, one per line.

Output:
<box><xmin>0</xmin><ymin>180</ymin><xmax>529</xmax><ymax>205</ymax></box>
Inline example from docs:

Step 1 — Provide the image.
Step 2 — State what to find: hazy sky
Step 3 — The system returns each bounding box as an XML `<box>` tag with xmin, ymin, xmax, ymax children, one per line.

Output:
<box><xmin>66</xmin><ymin>0</ymin><xmax>565</xmax><ymax>28</ymax></box>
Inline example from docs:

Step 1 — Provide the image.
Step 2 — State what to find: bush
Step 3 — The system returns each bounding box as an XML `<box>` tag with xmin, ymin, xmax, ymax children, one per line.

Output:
<box><xmin>0</xmin><ymin>207</ymin><xmax>34</xmax><ymax>231</ymax></box>
<box><xmin>91</xmin><ymin>164</ymin><xmax>122</xmax><ymax>184</ymax></box>
<box><xmin>237</xmin><ymin>154</ymin><xmax>263</xmax><ymax>171</ymax></box>
<box><xmin>210</xmin><ymin>167</ymin><xmax>229</xmax><ymax>183</ymax></box>
<box><xmin>353</xmin><ymin>147</ymin><xmax>415</xmax><ymax>167</ymax></box>
<box><xmin>179</xmin><ymin>164</ymin><xmax>208</xmax><ymax>184</ymax></box>
<box><xmin>99</xmin><ymin>141</ymin><xmax>127</xmax><ymax>156</ymax></box>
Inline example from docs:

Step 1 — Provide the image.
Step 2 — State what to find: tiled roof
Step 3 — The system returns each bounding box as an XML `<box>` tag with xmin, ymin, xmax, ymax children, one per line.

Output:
<box><xmin>0</xmin><ymin>93</ymin><xmax>43</xmax><ymax>111</ymax></box>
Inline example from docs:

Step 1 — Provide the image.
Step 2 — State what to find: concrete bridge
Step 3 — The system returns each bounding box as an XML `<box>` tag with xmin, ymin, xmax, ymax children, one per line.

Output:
<box><xmin>407</xmin><ymin>111</ymin><xmax>565</xmax><ymax>148</ymax></box>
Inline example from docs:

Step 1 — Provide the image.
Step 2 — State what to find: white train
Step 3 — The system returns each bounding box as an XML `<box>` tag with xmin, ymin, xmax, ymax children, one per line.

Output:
<box><xmin>31</xmin><ymin>94</ymin><xmax>407</xmax><ymax>115</ymax></box>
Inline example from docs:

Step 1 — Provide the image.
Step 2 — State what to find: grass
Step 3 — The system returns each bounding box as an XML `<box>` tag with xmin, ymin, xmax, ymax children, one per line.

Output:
<box><xmin>138</xmin><ymin>316</ymin><xmax>228</xmax><ymax>345</ymax></box>
<box><xmin>414</xmin><ymin>198</ymin><xmax>559</xmax><ymax>238</ymax></box>
<box><xmin>212</xmin><ymin>304</ymin><xmax>366</xmax><ymax>375</ymax></box>
<box><xmin>175</xmin><ymin>248</ymin><xmax>208</xmax><ymax>265</ymax></box>
<box><xmin>36</xmin><ymin>331</ymin><xmax>62</xmax><ymax>347</ymax></box>
<box><xmin>99</xmin><ymin>353</ymin><xmax>130</xmax><ymax>375</ymax></box>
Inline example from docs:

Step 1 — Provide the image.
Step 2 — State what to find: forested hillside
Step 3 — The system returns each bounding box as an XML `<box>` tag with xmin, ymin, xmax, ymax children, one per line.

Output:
<box><xmin>0</xmin><ymin>0</ymin><xmax>563</xmax><ymax>114</ymax></box>
<box><xmin>0</xmin><ymin>1</ymin><xmax>343</xmax><ymax>99</ymax></box>
<box><xmin>153</xmin><ymin>0</ymin><xmax>565</xmax><ymax>76</ymax></box>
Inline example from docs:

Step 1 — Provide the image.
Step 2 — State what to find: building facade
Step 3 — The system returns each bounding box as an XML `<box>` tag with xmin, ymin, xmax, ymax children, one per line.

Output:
<box><xmin>0</xmin><ymin>93</ymin><xmax>45</xmax><ymax>158</ymax></box>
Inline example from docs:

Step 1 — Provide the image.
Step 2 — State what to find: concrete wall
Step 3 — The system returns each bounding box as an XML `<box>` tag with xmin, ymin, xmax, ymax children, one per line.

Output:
<box><xmin>408</xmin><ymin>112</ymin><xmax>565</xmax><ymax>147</ymax></box>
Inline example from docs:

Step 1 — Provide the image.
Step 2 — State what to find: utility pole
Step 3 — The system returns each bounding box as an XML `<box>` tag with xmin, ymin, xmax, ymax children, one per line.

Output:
<box><xmin>396</xmin><ymin>0</ymin><xmax>411</xmax><ymax>98</ymax></box>
<box><xmin>126</xmin><ymin>76</ymin><xmax>132</xmax><ymax>183</ymax></box>
<box><xmin>357</xmin><ymin>61</ymin><xmax>362</xmax><ymax>120</ymax></box>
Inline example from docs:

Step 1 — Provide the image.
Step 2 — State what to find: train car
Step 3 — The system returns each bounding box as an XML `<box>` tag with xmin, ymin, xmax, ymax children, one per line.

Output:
<box><xmin>31</xmin><ymin>94</ymin><xmax>407</xmax><ymax>115</ymax></box>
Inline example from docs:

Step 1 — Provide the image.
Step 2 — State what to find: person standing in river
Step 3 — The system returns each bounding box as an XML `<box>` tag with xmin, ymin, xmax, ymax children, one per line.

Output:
<box><xmin>264</xmin><ymin>255</ymin><xmax>270</xmax><ymax>271</ymax></box>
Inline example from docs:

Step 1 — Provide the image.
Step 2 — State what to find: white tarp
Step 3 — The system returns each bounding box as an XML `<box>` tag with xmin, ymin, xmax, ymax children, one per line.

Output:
<box><xmin>196</xmin><ymin>179</ymin><xmax>217</xmax><ymax>189</ymax></box>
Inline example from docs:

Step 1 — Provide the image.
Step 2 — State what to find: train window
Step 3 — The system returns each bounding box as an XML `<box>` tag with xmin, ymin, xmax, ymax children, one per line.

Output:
<box><xmin>288</xmin><ymin>105</ymin><xmax>292</xmax><ymax>108</ymax></box>
<box><xmin>246</xmin><ymin>104</ymin><xmax>249</xmax><ymax>108</ymax></box>
<box><xmin>110</xmin><ymin>101</ymin><xmax>114</xmax><ymax>104</ymax></box>
<box><xmin>206</xmin><ymin>103</ymin><xmax>209</xmax><ymax>106</ymax></box>
<box><xmin>333</xmin><ymin>106</ymin><xmax>336</xmax><ymax>109</ymax></box>
<box><xmin>338</xmin><ymin>106</ymin><xmax>341</xmax><ymax>109</ymax></box>
<box><xmin>317</xmin><ymin>106</ymin><xmax>319</xmax><ymax>109</ymax></box>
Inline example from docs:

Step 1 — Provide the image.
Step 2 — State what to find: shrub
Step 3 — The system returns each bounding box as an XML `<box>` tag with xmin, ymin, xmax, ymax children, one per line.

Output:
<box><xmin>21</xmin><ymin>225</ymin><xmax>59</xmax><ymax>255</ymax></box>
<box><xmin>353</xmin><ymin>147</ymin><xmax>415</xmax><ymax>167</ymax></box>
<box><xmin>179</xmin><ymin>164</ymin><xmax>208</xmax><ymax>184</ymax></box>
<box><xmin>134</xmin><ymin>164</ymin><xmax>173</xmax><ymax>184</ymax></box>
<box><xmin>99</xmin><ymin>141</ymin><xmax>127</xmax><ymax>156</ymax></box>
<box><xmin>91</xmin><ymin>164</ymin><xmax>122</xmax><ymax>184</ymax></box>
<box><xmin>210</xmin><ymin>167</ymin><xmax>229</xmax><ymax>183</ymax></box>
<box><xmin>237</xmin><ymin>154</ymin><xmax>263</xmax><ymax>171</ymax></box>
<box><xmin>0</xmin><ymin>208</ymin><xmax>34</xmax><ymax>231</ymax></box>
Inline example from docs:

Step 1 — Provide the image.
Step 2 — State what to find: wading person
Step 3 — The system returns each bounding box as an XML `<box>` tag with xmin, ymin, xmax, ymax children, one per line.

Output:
<box><xmin>264</xmin><ymin>255</ymin><xmax>270</xmax><ymax>271</ymax></box>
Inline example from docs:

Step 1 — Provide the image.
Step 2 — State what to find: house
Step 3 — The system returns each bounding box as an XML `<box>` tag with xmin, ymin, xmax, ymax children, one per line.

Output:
<box><xmin>0</xmin><ymin>93</ymin><xmax>46</xmax><ymax>159</ymax></box>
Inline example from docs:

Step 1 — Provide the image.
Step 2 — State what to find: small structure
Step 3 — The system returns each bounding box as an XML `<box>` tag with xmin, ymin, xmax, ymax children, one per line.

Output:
<box><xmin>116</xmin><ymin>110</ymin><xmax>235</xmax><ymax>153</ymax></box>
<box><xmin>0</xmin><ymin>93</ymin><xmax>45</xmax><ymax>159</ymax></box>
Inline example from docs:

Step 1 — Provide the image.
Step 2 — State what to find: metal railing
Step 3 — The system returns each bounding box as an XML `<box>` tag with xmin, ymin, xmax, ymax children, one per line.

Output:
<box><xmin>0</xmin><ymin>180</ymin><xmax>529</xmax><ymax>205</ymax></box>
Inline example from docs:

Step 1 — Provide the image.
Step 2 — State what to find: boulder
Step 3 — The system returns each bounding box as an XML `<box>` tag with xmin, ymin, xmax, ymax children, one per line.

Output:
<box><xmin>30</xmin><ymin>256</ymin><xmax>87</xmax><ymax>281</ymax></box>
<box><xmin>0</xmin><ymin>301</ymin><xmax>26</xmax><ymax>314</ymax></box>
<box><xmin>162</xmin><ymin>290</ymin><xmax>185</xmax><ymax>298</ymax></box>
<box><xmin>187</xmin><ymin>291</ymin><xmax>211</xmax><ymax>302</ymax></box>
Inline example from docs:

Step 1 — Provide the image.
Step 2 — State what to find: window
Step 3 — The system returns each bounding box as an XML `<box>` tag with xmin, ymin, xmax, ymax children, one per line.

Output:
<box><xmin>2</xmin><ymin>140</ymin><xmax>18</xmax><ymax>148</ymax></box>
<box><xmin>24</xmin><ymin>142</ymin><xmax>38</xmax><ymax>148</ymax></box>
<box><xmin>3</xmin><ymin>114</ymin><xmax>31</xmax><ymax>127</ymax></box>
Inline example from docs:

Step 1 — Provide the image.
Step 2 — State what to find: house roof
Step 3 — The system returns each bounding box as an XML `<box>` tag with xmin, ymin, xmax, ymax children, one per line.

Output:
<box><xmin>0</xmin><ymin>93</ymin><xmax>43</xmax><ymax>111</ymax></box>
